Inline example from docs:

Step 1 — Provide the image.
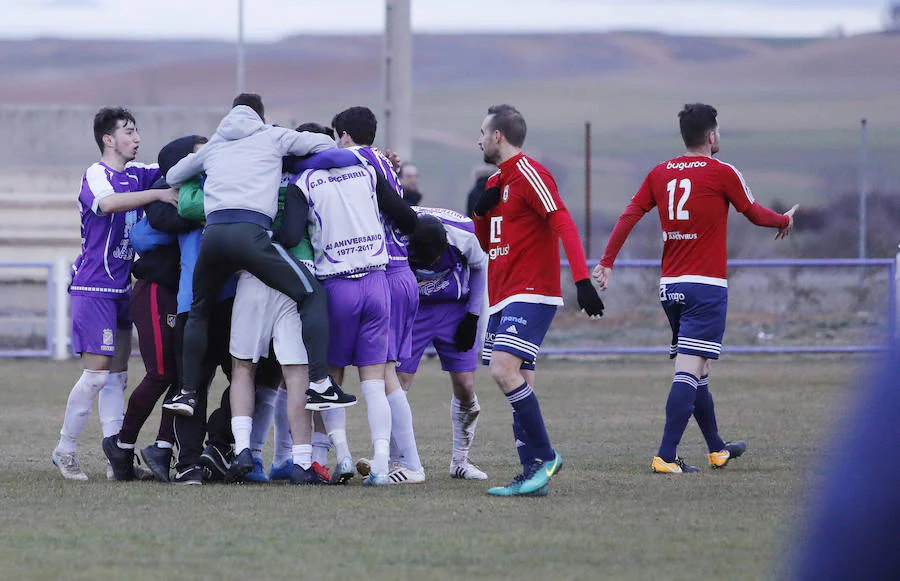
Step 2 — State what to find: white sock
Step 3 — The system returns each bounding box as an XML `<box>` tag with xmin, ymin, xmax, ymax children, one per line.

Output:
<box><xmin>250</xmin><ymin>388</ymin><xmax>277</xmax><ymax>460</ymax></box>
<box><xmin>116</xmin><ymin>440</ymin><xmax>135</xmax><ymax>450</ymax></box>
<box><xmin>360</xmin><ymin>379</ymin><xmax>391</xmax><ymax>473</ymax></box>
<box><xmin>451</xmin><ymin>395</ymin><xmax>481</xmax><ymax>463</ymax></box>
<box><xmin>56</xmin><ymin>369</ymin><xmax>108</xmax><ymax>454</ymax></box>
<box><xmin>99</xmin><ymin>371</ymin><xmax>127</xmax><ymax>438</ymax></box>
<box><xmin>155</xmin><ymin>440</ymin><xmax>173</xmax><ymax>449</ymax></box>
<box><xmin>387</xmin><ymin>389</ymin><xmax>423</xmax><ymax>471</ymax></box>
<box><xmin>231</xmin><ymin>416</ymin><xmax>253</xmax><ymax>454</ymax></box>
<box><xmin>292</xmin><ymin>444</ymin><xmax>313</xmax><ymax>470</ymax></box>
<box><xmin>321</xmin><ymin>408</ymin><xmax>351</xmax><ymax>461</ymax></box>
<box><xmin>311</xmin><ymin>431</ymin><xmax>332</xmax><ymax>466</ymax></box>
<box><xmin>373</xmin><ymin>439</ymin><xmax>390</xmax><ymax>473</ymax></box>
<box><xmin>272</xmin><ymin>389</ymin><xmax>292</xmax><ymax>466</ymax></box>
<box><xmin>389</xmin><ymin>434</ymin><xmax>400</xmax><ymax>464</ymax></box>
<box><xmin>309</xmin><ymin>377</ymin><xmax>331</xmax><ymax>394</ymax></box>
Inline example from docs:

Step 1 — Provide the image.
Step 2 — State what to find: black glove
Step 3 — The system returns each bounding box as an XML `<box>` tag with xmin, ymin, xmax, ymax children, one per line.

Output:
<box><xmin>473</xmin><ymin>186</ymin><xmax>501</xmax><ymax>217</ymax></box>
<box><xmin>453</xmin><ymin>312</ymin><xmax>480</xmax><ymax>352</ymax></box>
<box><xmin>575</xmin><ymin>279</ymin><xmax>604</xmax><ymax>318</ymax></box>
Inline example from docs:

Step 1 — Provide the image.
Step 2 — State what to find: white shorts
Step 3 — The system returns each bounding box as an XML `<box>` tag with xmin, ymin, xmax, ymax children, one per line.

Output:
<box><xmin>230</xmin><ymin>272</ymin><xmax>308</xmax><ymax>365</ymax></box>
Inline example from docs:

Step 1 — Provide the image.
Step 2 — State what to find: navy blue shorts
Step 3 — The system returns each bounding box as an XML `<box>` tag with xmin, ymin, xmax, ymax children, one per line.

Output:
<box><xmin>482</xmin><ymin>302</ymin><xmax>557</xmax><ymax>371</ymax></box>
<box><xmin>660</xmin><ymin>282</ymin><xmax>728</xmax><ymax>360</ymax></box>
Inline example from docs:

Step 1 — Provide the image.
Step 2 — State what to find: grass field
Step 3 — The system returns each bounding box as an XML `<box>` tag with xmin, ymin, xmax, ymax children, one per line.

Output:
<box><xmin>0</xmin><ymin>355</ymin><xmax>855</xmax><ymax>580</ymax></box>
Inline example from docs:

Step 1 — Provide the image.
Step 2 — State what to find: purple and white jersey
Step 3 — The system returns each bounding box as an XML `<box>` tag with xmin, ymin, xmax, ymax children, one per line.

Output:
<box><xmin>410</xmin><ymin>207</ymin><xmax>487</xmax><ymax>308</ymax></box>
<box><xmin>350</xmin><ymin>146</ymin><xmax>409</xmax><ymax>271</ymax></box>
<box><xmin>294</xmin><ymin>164</ymin><xmax>388</xmax><ymax>279</ymax></box>
<box><xmin>71</xmin><ymin>161</ymin><xmax>160</xmax><ymax>297</ymax></box>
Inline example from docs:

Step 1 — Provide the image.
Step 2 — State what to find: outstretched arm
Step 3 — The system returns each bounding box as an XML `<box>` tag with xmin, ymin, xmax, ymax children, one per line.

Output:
<box><xmin>165</xmin><ymin>152</ymin><xmax>204</xmax><ymax>188</ymax></box>
<box><xmin>720</xmin><ymin>162</ymin><xmax>795</xmax><ymax>239</ymax></box>
<box><xmin>97</xmin><ymin>188</ymin><xmax>177</xmax><ymax>215</ymax></box>
<box><xmin>289</xmin><ymin>148</ymin><xmax>359</xmax><ymax>173</ymax></box>
<box><xmin>593</xmin><ymin>200</ymin><xmax>649</xmax><ymax>291</ymax></box>
<box><xmin>742</xmin><ymin>202</ymin><xmax>797</xmax><ymax>240</ymax></box>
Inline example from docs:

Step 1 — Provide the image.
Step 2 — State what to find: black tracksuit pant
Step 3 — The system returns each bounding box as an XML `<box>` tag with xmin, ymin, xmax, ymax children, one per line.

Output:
<box><xmin>173</xmin><ymin>303</ymin><xmax>232</xmax><ymax>471</ymax></box>
<box><xmin>181</xmin><ymin>222</ymin><xmax>329</xmax><ymax>399</ymax></box>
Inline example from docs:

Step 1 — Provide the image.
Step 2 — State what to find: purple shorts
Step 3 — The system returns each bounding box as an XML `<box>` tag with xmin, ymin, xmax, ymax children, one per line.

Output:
<box><xmin>397</xmin><ymin>301</ymin><xmax>478</xmax><ymax>375</ymax></box>
<box><xmin>324</xmin><ymin>270</ymin><xmax>390</xmax><ymax>368</ymax></box>
<box><xmin>386</xmin><ymin>267</ymin><xmax>418</xmax><ymax>363</ymax></box>
<box><xmin>71</xmin><ymin>293</ymin><xmax>132</xmax><ymax>356</ymax></box>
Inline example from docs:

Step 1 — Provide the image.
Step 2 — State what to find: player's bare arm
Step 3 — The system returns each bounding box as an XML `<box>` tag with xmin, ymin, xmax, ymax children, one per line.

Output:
<box><xmin>97</xmin><ymin>187</ymin><xmax>178</xmax><ymax>214</ymax></box>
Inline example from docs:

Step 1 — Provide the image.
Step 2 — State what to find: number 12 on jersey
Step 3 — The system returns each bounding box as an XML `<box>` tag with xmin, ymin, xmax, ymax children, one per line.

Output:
<box><xmin>666</xmin><ymin>178</ymin><xmax>691</xmax><ymax>221</ymax></box>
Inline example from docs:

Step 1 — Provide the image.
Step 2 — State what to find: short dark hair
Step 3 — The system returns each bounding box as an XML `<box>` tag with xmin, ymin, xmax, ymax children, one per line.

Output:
<box><xmin>233</xmin><ymin>93</ymin><xmax>265</xmax><ymax>120</ymax></box>
<box><xmin>678</xmin><ymin>103</ymin><xmax>718</xmax><ymax>148</ymax></box>
<box><xmin>295</xmin><ymin>122</ymin><xmax>335</xmax><ymax>139</ymax></box>
<box><xmin>486</xmin><ymin>104</ymin><xmax>526</xmax><ymax>148</ymax></box>
<box><xmin>408</xmin><ymin>214</ymin><xmax>448</xmax><ymax>266</ymax></box>
<box><xmin>331</xmin><ymin>106</ymin><xmax>377</xmax><ymax>146</ymax></box>
<box><xmin>93</xmin><ymin>107</ymin><xmax>136</xmax><ymax>153</ymax></box>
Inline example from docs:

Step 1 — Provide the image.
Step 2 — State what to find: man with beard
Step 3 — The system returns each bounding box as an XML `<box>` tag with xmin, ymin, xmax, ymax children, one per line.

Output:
<box><xmin>472</xmin><ymin>104</ymin><xmax>605</xmax><ymax>497</ymax></box>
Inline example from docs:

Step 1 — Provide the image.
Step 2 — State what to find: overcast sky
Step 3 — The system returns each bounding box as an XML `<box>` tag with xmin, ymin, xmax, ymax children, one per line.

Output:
<box><xmin>0</xmin><ymin>0</ymin><xmax>889</xmax><ymax>41</ymax></box>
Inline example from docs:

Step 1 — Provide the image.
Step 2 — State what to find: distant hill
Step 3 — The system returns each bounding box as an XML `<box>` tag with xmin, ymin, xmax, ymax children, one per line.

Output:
<box><xmin>2</xmin><ymin>31</ymin><xmax>899</xmax><ymax>262</ymax></box>
<box><xmin>0</xmin><ymin>32</ymin><xmax>858</xmax><ymax>109</ymax></box>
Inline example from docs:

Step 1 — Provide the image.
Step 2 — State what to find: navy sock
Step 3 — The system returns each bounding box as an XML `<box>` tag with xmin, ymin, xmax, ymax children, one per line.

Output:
<box><xmin>512</xmin><ymin>411</ymin><xmax>534</xmax><ymax>467</ymax></box>
<box><xmin>657</xmin><ymin>372</ymin><xmax>699</xmax><ymax>462</ymax></box>
<box><xmin>506</xmin><ymin>383</ymin><xmax>553</xmax><ymax>462</ymax></box>
<box><xmin>693</xmin><ymin>375</ymin><xmax>726</xmax><ymax>453</ymax></box>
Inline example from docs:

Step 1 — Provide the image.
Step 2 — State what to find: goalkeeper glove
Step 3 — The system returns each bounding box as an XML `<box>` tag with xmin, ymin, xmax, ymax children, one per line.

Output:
<box><xmin>453</xmin><ymin>312</ymin><xmax>480</xmax><ymax>352</ymax></box>
<box><xmin>575</xmin><ymin>279</ymin><xmax>604</xmax><ymax>318</ymax></box>
<box><xmin>473</xmin><ymin>186</ymin><xmax>501</xmax><ymax>217</ymax></box>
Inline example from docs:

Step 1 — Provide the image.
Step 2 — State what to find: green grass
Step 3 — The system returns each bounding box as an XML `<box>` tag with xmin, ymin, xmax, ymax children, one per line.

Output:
<box><xmin>0</xmin><ymin>356</ymin><xmax>855</xmax><ymax>580</ymax></box>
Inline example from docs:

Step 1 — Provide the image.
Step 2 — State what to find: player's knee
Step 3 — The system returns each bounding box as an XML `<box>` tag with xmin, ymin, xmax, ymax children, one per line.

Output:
<box><xmin>451</xmin><ymin>372</ymin><xmax>475</xmax><ymax>393</ymax></box>
<box><xmin>489</xmin><ymin>358</ymin><xmax>518</xmax><ymax>386</ymax></box>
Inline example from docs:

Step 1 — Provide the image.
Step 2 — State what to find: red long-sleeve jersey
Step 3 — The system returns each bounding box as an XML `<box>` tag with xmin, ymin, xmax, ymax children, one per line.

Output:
<box><xmin>474</xmin><ymin>152</ymin><xmax>590</xmax><ymax>313</ymax></box>
<box><xmin>599</xmin><ymin>155</ymin><xmax>789</xmax><ymax>286</ymax></box>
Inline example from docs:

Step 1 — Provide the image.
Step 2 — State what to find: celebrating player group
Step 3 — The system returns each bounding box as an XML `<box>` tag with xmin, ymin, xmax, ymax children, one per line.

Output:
<box><xmin>50</xmin><ymin>95</ymin><xmax>795</xmax><ymax>496</ymax></box>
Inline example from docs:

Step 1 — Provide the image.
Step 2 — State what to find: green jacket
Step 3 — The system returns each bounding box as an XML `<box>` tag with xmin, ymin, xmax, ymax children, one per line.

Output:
<box><xmin>177</xmin><ymin>179</ymin><xmax>313</xmax><ymax>263</ymax></box>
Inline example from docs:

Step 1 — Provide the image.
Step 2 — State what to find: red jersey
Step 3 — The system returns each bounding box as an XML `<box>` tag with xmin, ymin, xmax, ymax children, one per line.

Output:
<box><xmin>474</xmin><ymin>152</ymin><xmax>589</xmax><ymax>313</ymax></box>
<box><xmin>600</xmin><ymin>155</ymin><xmax>788</xmax><ymax>286</ymax></box>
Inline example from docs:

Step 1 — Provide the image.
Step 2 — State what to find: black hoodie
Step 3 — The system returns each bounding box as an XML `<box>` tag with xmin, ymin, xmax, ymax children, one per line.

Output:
<box><xmin>131</xmin><ymin>136</ymin><xmax>204</xmax><ymax>290</ymax></box>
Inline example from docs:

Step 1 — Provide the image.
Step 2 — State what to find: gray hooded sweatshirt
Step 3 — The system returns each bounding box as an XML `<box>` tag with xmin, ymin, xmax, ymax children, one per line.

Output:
<box><xmin>165</xmin><ymin>105</ymin><xmax>335</xmax><ymax>226</ymax></box>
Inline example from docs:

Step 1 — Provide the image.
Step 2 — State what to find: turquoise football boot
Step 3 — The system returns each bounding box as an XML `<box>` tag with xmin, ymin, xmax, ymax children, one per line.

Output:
<box><xmin>517</xmin><ymin>451</ymin><xmax>563</xmax><ymax>495</ymax></box>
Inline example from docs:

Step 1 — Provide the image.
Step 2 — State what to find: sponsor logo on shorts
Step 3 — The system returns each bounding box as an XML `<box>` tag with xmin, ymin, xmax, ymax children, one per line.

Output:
<box><xmin>102</xmin><ymin>328</ymin><xmax>114</xmax><ymax>346</ymax></box>
<box><xmin>505</xmin><ymin>325</ymin><xmax>519</xmax><ymax>335</ymax></box>
<box><xmin>665</xmin><ymin>292</ymin><xmax>686</xmax><ymax>302</ymax></box>
<box><xmin>500</xmin><ymin>315</ymin><xmax>527</xmax><ymax>326</ymax></box>
<box><xmin>167</xmin><ymin>315</ymin><xmax>177</xmax><ymax>328</ymax></box>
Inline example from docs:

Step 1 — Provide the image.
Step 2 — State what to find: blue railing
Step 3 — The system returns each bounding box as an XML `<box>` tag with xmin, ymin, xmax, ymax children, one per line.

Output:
<box><xmin>554</xmin><ymin>258</ymin><xmax>897</xmax><ymax>355</ymax></box>
<box><xmin>0</xmin><ymin>257</ymin><xmax>896</xmax><ymax>358</ymax></box>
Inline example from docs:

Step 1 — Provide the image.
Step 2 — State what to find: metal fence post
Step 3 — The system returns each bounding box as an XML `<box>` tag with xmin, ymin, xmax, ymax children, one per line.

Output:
<box><xmin>53</xmin><ymin>256</ymin><xmax>70</xmax><ymax>360</ymax></box>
